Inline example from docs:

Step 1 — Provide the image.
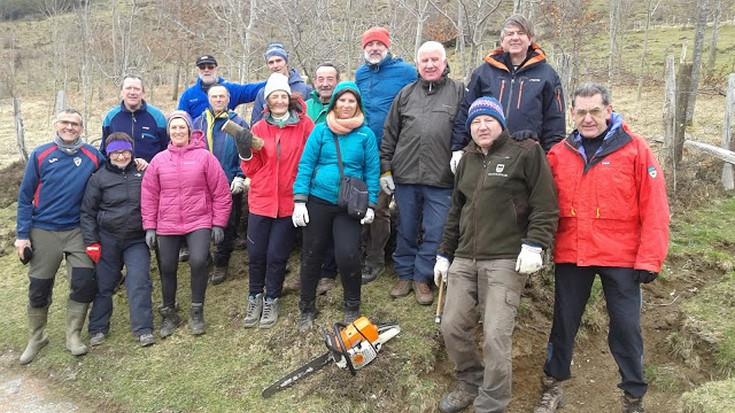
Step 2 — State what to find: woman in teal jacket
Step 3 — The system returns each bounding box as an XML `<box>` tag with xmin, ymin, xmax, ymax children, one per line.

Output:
<box><xmin>292</xmin><ymin>81</ymin><xmax>380</xmax><ymax>332</ymax></box>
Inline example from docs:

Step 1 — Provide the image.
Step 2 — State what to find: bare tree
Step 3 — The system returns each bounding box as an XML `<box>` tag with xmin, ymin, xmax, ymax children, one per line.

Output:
<box><xmin>685</xmin><ymin>0</ymin><xmax>709</xmax><ymax>125</ymax></box>
<box><xmin>636</xmin><ymin>0</ymin><xmax>662</xmax><ymax>101</ymax></box>
<box><xmin>707</xmin><ymin>0</ymin><xmax>721</xmax><ymax>75</ymax></box>
<box><xmin>75</xmin><ymin>0</ymin><xmax>93</xmax><ymax>122</ymax></box>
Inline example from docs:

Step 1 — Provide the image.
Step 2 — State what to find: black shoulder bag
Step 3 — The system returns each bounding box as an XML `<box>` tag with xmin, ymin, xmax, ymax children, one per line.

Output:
<box><xmin>332</xmin><ymin>134</ymin><xmax>369</xmax><ymax>219</ymax></box>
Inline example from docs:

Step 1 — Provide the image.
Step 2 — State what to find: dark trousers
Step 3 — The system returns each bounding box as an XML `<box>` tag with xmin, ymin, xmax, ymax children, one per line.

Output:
<box><xmin>158</xmin><ymin>229</ymin><xmax>211</xmax><ymax>307</ymax></box>
<box><xmin>214</xmin><ymin>192</ymin><xmax>242</xmax><ymax>267</ymax></box>
<box><xmin>247</xmin><ymin>213</ymin><xmax>296</xmax><ymax>299</ymax></box>
<box><xmin>543</xmin><ymin>264</ymin><xmax>648</xmax><ymax>397</ymax></box>
<box><xmin>88</xmin><ymin>233</ymin><xmax>153</xmax><ymax>336</ymax></box>
<box><xmin>299</xmin><ymin>196</ymin><xmax>362</xmax><ymax>312</ymax></box>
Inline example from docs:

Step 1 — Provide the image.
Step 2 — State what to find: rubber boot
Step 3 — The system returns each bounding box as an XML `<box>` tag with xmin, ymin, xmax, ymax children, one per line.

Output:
<box><xmin>159</xmin><ymin>306</ymin><xmax>182</xmax><ymax>338</ymax></box>
<box><xmin>20</xmin><ymin>305</ymin><xmax>50</xmax><ymax>365</ymax></box>
<box><xmin>65</xmin><ymin>300</ymin><xmax>89</xmax><ymax>356</ymax></box>
<box><xmin>189</xmin><ymin>303</ymin><xmax>205</xmax><ymax>335</ymax></box>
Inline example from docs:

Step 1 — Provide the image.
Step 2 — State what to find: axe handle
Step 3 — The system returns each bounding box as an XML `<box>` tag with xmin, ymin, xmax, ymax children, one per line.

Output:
<box><xmin>435</xmin><ymin>280</ymin><xmax>445</xmax><ymax>324</ymax></box>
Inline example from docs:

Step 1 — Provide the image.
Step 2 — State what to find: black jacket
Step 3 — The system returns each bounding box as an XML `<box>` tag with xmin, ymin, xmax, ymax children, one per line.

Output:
<box><xmin>80</xmin><ymin>160</ymin><xmax>146</xmax><ymax>244</ymax></box>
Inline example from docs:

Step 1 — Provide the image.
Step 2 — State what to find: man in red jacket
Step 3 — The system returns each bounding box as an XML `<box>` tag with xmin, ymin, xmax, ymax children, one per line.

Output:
<box><xmin>533</xmin><ymin>82</ymin><xmax>670</xmax><ymax>413</ymax></box>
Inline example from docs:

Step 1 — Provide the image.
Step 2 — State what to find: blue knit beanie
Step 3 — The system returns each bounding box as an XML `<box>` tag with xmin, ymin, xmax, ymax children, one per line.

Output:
<box><xmin>264</xmin><ymin>43</ymin><xmax>288</xmax><ymax>63</ymax></box>
<box><xmin>466</xmin><ymin>96</ymin><xmax>506</xmax><ymax>131</ymax></box>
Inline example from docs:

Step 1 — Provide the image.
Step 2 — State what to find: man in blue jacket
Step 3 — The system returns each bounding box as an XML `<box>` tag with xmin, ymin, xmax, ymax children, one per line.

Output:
<box><xmin>16</xmin><ymin>109</ymin><xmax>106</xmax><ymax>364</ymax></box>
<box><xmin>178</xmin><ymin>55</ymin><xmax>266</xmax><ymax>119</ymax></box>
<box><xmin>101</xmin><ymin>75</ymin><xmax>168</xmax><ymax>162</ymax></box>
<box><xmin>250</xmin><ymin>43</ymin><xmax>313</xmax><ymax>125</ymax></box>
<box><xmin>193</xmin><ymin>84</ymin><xmax>249</xmax><ymax>285</ymax></box>
<box><xmin>355</xmin><ymin>26</ymin><xmax>417</xmax><ymax>286</ymax></box>
<box><xmin>450</xmin><ymin>14</ymin><xmax>566</xmax><ymax>172</ymax></box>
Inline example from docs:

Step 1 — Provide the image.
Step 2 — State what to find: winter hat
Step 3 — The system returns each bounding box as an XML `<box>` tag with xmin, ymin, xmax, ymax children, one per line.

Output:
<box><xmin>361</xmin><ymin>27</ymin><xmax>391</xmax><ymax>49</ymax></box>
<box><xmin>166</xmin><ymin>110</ymin><xmax>194</xmax><ymax>135</ymax></box>
<box><xmin>264</xmin><ymin>43</ymin><xmax>289</xmax><ymax>63</ymax></box>
<box><xmin>466</xmin><ymin>96</ymin><xmax>506</xmax><ymax>131</ymax></box>
<box><xmin>263</xmin><ymin>73</ymin><xmax>291</xmax><ymax>99</ymax></box>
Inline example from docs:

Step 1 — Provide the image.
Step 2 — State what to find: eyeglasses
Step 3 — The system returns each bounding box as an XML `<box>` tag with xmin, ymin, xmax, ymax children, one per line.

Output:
<box><xmin>57</xmin><ymin>120</ymin><xmax>81</xmax><ymax>128</ymax></box>
<box><xmin>198</xmin><ymin>64</ymin><xmax>216</xmax><ymax>70</ymax></box>
<box><xmin>572</xmin><ymin>107</ymin><xmax>607</xmax><ymax>119</ymax></box>
<box><xmin>109</xmin><ymin>151</ymin><xmax>131</xmax><ymax>158</ymax></box>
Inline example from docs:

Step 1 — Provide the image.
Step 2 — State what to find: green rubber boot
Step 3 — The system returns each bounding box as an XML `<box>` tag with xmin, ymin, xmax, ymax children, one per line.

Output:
<box><xmin>20</xmin><ymin>305</ymin><xmax>50</xmax><ymax>365</ymax></box>
<box><xmin>65</xmin><ymin>300</ymin><xmax>89</xmax><ymax>356</ymax></box>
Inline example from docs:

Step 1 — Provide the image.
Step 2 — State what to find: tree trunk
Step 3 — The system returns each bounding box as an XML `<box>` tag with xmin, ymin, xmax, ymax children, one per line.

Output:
<box><xmin>686</xmin><ymin>0</ymin><xmax>709</xmax><ymax>125</ymax></box>
<box><xmin>662</xmin><ymin>56</ymin><xmax>677</xmax><ymax>190</ymax></box>
<box><xmin>722</xmin><ymin>74</ymin><xmax>735</xmax><ymax>189</ymax></box>
<box><xmin>707</xmin><ymin>0</ymin><xmax>721</xmax><ymax>75</ymax></box>
<box><xmin>14</xmin><ymin>97</ymin><xmax>28</xmax><ymax>163</ymax></box>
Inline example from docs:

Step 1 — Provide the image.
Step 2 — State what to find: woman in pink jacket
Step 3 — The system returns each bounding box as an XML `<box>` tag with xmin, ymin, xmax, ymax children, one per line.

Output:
<box><xmin>240</xmin><ymin>73</ymin><xmax>314</xmax><ymax>329</ymax></box>
<box><xmin>141</xmin><ymin>110</ymin><xmax>231</xmax><ymax>338</ymax></box>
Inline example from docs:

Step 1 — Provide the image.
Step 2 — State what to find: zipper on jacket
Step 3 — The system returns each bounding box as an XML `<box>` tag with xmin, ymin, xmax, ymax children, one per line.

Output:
<box><xmin>472</xmin><ymin>154</ymin><xmax>489</xmax><ymax>257</ymax></box>
<box><xmin>499</xmin><ymin>80</ymin><xmax>506</xmax><ymax>105</ymax></box>
<box><xmin>516</xmin><ymin>80</ymin><xmax>524</xmax><ymax>110</ymax></box>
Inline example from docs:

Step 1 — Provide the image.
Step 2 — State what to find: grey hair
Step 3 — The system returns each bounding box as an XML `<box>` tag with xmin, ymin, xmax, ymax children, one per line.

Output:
<box><xmin>314</xmin><ymin>62</ymin><xmax>341</xmax><ymax>81</ymax></box>
<box><xmin>56</xmin><ymin>108</ymin><xmax>84</xmax><ymax>127</ymax></box>
<box><xmin>207</xmin><ymin>83</ymin><xmax>230</xmax><ymax>97</ymax></box>
<box><xmin>500</xmin><ymin>14</ymin><xmax>534</xmax><ymax>39</ymax></box>
<box><xmin>571</xmin><ymin>82</ymin><xmax>611</xmax><ymax>107</ymax></box>
<box><xmin>416</xmin><ymin>41</ymin><xmax>446</xmax><ymax>61</ymax></box>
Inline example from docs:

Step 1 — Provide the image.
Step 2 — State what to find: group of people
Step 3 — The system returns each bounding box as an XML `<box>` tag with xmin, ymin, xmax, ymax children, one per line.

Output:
<box><xmin>15</xmin><ymin>14</ymin><xmax>670</xmax><ymax>413</ymax></box>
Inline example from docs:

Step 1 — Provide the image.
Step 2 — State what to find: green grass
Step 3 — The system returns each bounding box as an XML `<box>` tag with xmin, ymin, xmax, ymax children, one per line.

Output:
<box><xmin>680</xmin><ymin>378</ymin><xmax>735</xmax><ymax>413</ymax></box>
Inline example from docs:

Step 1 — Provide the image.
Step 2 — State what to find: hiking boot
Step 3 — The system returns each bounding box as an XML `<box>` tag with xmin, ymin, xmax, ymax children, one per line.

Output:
<box><xmin>621</xmin><ymin>392</ymin><xmax>645</xmax><ymax>413</ymax></box>
<box><xmin>20</xmin><ymin>305</ymin><xmax>49</xmax><ymax>365</ymax></box>
<box><xmin>390</xmin><ymin>279</ymin><xmax>413</xmax><ymax>298</ymax></box>
<box><xmin>178</xmin><ymin>246</ymin><xmax>190</xmax><ymax>262</ymax></box>
<box><xmin>159</xmin><ymin>306</ymin><xmax>182</xmax><ymax>338</ymax></box>
<box><xmin>259</xmin><ymin>298</ymin><xmax>279</xmax><ymax>328</ymax></box>
<box><xmin>316</xmin><ymin>277</ymin><xmax>337</xmax><ymax>295</ymax></box>
<box><xmin>211</xmin><ymin>265</ymin><xmax>228</xmax><ymax>285</ymax></box>
<box><xmin>189</xmin><ymin>303</ymin><xmax>206</xmax><ymax>335</ymax></box>
<box><xmin>243</xmin><ymin>294</ymin><xmax>264</xmax><ymax>328</ymax></box>
<box><xmin>281</xmin><ymin>275</ymin><xmax>301</xmax><ymax>295</ymax></box>
<box><xmin>438</xmin><ymin>387</ymin><xmax>477</xmax><ymax>413</ymax></box>
<box><xmin>89</xmin><ymin>332</ymin><xmax>106</xmax><ymax>347</ymax></box>
<box><xmin>413</xmin><ymin>281</ymin><xmax>434</xmax><ymax>305</ymax></box>
<box><xmin>298</xmin><ymin>311</ymin><xmax>316</xmax><ymax>333</ymax></box>
<box><xmin>344</xmin><ymin>308</ymin><xmax>360</xmax><ymax>324</ymax></box>
<box><xmin>361</xmin><ymin>264</ymin><xmax>384</xmax><ymax>284</ymax></box>
<box><xmin>533</xmin><ymin>375</ymin><xmax>565</xmax><ymax>413</ymax></box>
<box><xmin>138</xmin><ymin>333</ymin><xmax>155</xmax><ymax>347</ymax></box>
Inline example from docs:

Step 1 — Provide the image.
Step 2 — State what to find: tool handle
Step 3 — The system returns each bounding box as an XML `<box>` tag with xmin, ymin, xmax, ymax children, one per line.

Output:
<box><xmin>435</xmin><ymin>280</ymin><xmax>445</xmax><ymax>324</ymax></box>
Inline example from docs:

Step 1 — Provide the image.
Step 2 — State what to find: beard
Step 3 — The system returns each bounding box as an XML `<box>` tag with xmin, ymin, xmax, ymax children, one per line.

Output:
<box><xmin>364</xmin><ymin>49</ymin><xmax>388</xmax><ymax>65</ymax></box>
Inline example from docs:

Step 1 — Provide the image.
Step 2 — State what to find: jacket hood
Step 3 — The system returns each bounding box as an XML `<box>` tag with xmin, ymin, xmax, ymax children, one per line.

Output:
<box><xmin>484</xmin><ymin>43</ymin><xmax>547</xmax><ymax>72</ymax></box>
<box><xmin>327</xmin><ymin>81</ymin><xmax>366</xmax><ymax>114</ymax></box>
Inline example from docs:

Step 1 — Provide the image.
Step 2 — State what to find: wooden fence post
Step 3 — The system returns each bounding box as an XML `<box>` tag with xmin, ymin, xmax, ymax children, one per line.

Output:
<box><xmin>14</xmin><ymin>97</ymin><xmax>28</xmax><ymax>163</ymax></box>
<box><xmin>722</xmin><ymin>74</ymin><xmax>735</xmax><ymax>190</ymax></box>
<box><xmin>663</xmin><ymin>55</ymin><xmax>677</xmax><ymax>190</ymax></box>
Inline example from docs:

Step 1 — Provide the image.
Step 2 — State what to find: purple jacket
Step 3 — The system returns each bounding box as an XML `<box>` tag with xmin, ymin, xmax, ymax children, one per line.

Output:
<box><xmin>141</xmin><ymin>131</ymin><xmax>232</xmax><ymax>235</ymax></box>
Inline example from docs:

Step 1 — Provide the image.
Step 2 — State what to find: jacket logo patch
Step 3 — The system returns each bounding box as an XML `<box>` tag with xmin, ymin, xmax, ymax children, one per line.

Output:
<box><xmin>496</xmin><ymin>164</ymin><xmax>505</xmax><ymax>173</ymax></box>
<box><xmin>48</xmin><ymin>158</ymin><xmax>58</xmax><ymax>164</ymax></box>
<box><xmin>648</xmin><ymin>166</ymin><xmax>657</xmax><ymax>178</ymax></box>
<box><xmin>142</xmin><ymin>126</ymin><xmax>151</xmax><ymax>131</ymax></box>
<box><xmin>135</xmin><ymin>173</ymin><xmax>142</xmax><ymax>177</ymax></box>
<box><xmin>73</xmin><ymin>157</ymin><xmax>82</xmax><ymax>167</ymax></box>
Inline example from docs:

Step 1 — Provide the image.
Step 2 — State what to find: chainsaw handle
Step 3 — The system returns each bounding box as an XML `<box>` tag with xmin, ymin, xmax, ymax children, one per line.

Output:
<box><xmin>333</xmin><ymin>322</ymin><xmax>358</xmax><ymax>376</ymax></box>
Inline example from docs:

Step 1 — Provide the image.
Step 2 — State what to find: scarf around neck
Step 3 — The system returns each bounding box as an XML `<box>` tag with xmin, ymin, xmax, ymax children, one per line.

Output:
<box><xmin>204</xmin><ymin>109</ymin><xmax>230</xmax><ymax>153</ymax></box>
<box><xmin>54</xmin><ymin>133</ymin><xmax>84</xmax><ymax>155</ymax></box>
<box><xmin>326</xmin><ymin>110</ymin><xmax>364</xmax><ymax>135</ymax></box>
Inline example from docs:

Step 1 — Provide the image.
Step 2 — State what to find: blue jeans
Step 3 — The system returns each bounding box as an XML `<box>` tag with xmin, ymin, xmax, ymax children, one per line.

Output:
<box><xmin>88</xmin><ymin>233</ymin><xmax>153</xmax><ymax>337</ymax></box>
<box><xmin>543</xmin><ymin>264</ymin><xmax>647</xmax><ymax>397</ymax></box>
<box><xmin>247</xmin><ymin>214</ymin><xmax>296</xmax><ymax>299</ymax></box>
<box><xmin>393</xmin><ymin>184</ymin><xmax>452</xmax><ymax>284</ymax></box>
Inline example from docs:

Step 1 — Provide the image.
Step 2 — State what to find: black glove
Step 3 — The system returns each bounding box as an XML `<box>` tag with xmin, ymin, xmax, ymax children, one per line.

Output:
<box><xmin>145</xmin><ymin>229</ymin><xmax>157</xmax><ymax>249</ymax></box>
<box><xmin>511</xmin><ymin>130</ymin><xmax>539</xmax><ymax>142</ymax></box>
<box><xmin>234</xmin><ymin>129</ymin><xmax>253</xmax><ymax>159</ymax></box>
<box><xmin>633</xmin><ymin>269</ymin><xmax>658</xmax><ymax>283</ymax></box>
<box><xmin>211</xmin><ymin>226</ymin><xmax>224</xmax><ymax>245</ymax></box>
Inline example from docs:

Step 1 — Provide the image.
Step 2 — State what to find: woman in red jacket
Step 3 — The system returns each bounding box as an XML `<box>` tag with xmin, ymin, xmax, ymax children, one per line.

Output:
<box><xmin>141</xmin><ymin>111</ymin><xmax>231</xmax><ymax>338</ymax></box>
<box><xmin>241</xmin><ymin>73</ymin><xmax>315</xmax><ymax>329</ymax></box>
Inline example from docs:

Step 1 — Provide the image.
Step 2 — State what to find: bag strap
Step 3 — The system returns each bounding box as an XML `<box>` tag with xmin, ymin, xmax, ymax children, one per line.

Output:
<box><xmin>332</xmin><ymin>134</ymin><xmax>345</xmax><ymax>179</ymax></box>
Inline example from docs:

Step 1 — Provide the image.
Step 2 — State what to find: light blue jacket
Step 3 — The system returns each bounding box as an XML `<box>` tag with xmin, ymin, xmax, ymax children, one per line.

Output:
<box><xmin>293</xmin><ymin>82</ymin><xmax>380</xmax><ymax>207</ymax></box>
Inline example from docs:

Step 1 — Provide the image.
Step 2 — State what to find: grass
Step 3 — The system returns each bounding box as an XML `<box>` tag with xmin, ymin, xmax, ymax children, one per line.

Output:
<box><xmin>680</xmin><ymin>378</ymin><xmax>735</xmax><ymax>413</ymax></box>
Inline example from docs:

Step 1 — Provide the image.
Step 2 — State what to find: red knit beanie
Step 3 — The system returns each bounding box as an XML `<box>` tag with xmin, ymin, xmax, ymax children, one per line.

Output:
<box><xmin>361</xmin><ymin>27</ymin><xmax>391</xmax><ymax>49</ymax></box>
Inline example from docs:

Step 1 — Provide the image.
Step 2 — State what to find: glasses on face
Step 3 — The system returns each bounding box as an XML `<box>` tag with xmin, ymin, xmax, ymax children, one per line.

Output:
<box><xmin>109</xmin><ymin>150</ymin><xmax>131</xmax><ymax>159</ymax></box>
<box><xmin>572</xmin><ymin>107</ymin><xmax>606</xmax><ymax>119</ymax></box>
<box><xmin>198</xmin><ymin>64</ymin><xmax>216</xmax><ymax>70</ymax></box>
<box><xmin>57</xmin><ymin>120</ymin><xmax>81</xmax><ymax>128</ymax></box>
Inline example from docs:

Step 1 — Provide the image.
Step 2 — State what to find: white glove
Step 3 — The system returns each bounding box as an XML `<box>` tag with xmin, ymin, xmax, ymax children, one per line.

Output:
<box><xmin>450</xmin><ymin>150</ymin><xmax>464</xmax><ymax>175</ymax></box>
<box><xmin>360</xmin><ymin>208</ymin><xmax>375</xmax><ymax>225</ymax></box>
<box><xmin>379</xmin><ymin>173</ymin><xmax>395</xmax><ymax>195</ymax></box>
<box><xmin>230</xmin><ymin>176</ymin><xmax>247</xmax><ymax>194</ymax></box>
<box><xmin>515</xmin><ymin>244</ymin><xmax>543</xmax><ymax>274</ymax></box>
<box><xmin>433</xmin><ymin>255</ymin><xmax>450</xmax><ymax>287</ymax></box>
<box><xmin>292</xmin><ymin>202</ymin><xmax>309</xmax><ymax>227</ymax></box>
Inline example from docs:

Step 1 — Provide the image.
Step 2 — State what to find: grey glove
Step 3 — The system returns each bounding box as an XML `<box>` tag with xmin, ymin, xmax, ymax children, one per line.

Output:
<box><xmin>145</xmin><ymin>229</ymin><xmax>156</xmax><ymax>249</ymax></box>
<box><xmin>633</xmin><ymin>269</ymin><xmax>658</xmax><ymax>283</ymax></box>
<box><xmin>212</xmin><ymin>226</ymin><xmax>225</xmax><ymax>244</ymax></box>
<box><xmin>234</xmin><ymin>129</ymin><xmax>253</xmax><ymax>160</ymax></box>
<box><xmin>511</xmin><ymin>130</ymin><xmax>539</xmax><ymax>142</ymax></box>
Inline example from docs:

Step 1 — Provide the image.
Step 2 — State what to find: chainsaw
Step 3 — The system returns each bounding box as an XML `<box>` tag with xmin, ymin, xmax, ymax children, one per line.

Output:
<box><xmin>261</xmin><ymin>316</ymin><xmax>400</xmax><ymax>398</ymax></box>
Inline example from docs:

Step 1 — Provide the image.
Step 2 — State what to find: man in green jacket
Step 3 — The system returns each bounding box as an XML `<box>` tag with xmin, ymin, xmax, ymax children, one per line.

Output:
<box><xmin>305</xmin><ymin>63</ymin><xmax>340</xmax><ymax>124</ymax></box>
<box><xmin>433</xmin><ymin>96</ymin><xmax>559</xmax><ymax>413</ymax></box>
